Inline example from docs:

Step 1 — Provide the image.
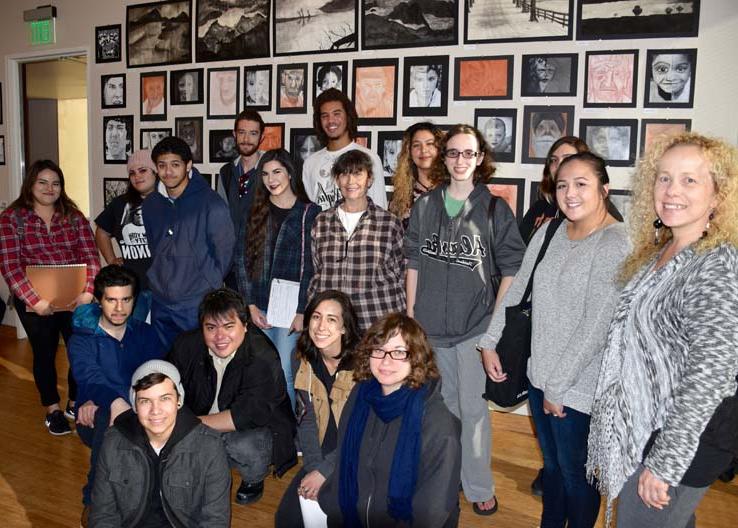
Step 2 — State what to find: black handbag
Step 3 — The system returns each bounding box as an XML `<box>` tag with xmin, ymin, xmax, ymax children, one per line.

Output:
<box><xmin>484</xmin><ymin>217</ymin><xmax>563</xmax><ymax>407</ymax></box>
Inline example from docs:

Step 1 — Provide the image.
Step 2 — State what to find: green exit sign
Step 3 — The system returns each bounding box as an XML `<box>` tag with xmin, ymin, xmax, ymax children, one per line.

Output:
<box><xmin>28</xmin><ymin>19</ymin><xmax>55</xmax><ymax>45</ymax></box>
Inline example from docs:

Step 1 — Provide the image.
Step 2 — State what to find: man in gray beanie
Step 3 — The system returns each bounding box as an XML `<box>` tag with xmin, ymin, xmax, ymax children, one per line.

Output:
<box><xmin>88</xmin><ymin>360</ymin><xmax>231</xmax><ymax>527</ymax></box>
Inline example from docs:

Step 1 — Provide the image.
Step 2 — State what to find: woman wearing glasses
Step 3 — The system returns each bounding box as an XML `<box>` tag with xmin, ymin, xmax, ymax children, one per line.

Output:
<box><xmin>318</xmin><ymin>312</ymin><xmax>461</xmax><ymax>527</ymax></box>
<box><xmin>405</xmin><ymin>124</ymin><xmax>526</xmax><ymax>516</ymax></box>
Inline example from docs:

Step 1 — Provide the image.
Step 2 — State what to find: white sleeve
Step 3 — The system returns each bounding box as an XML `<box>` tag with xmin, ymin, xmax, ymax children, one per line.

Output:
<box><xmin>367</xmin><ymin>150</ymin><xmax>388</xmax><ymax>208</ymax></box>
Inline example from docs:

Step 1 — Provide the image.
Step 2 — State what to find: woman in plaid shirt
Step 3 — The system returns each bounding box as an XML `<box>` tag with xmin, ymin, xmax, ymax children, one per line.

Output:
<box><xmin>0</xmin><ymin>160</ymin><xmax>100</xmax><ymax>436</ymax></box>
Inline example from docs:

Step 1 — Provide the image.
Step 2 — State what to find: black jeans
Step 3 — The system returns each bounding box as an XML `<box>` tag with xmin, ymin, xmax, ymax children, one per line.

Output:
<box><xmin>13</xmin><ymin>297</ymin><xmax>76</xmax><ymax>406</ymax></box>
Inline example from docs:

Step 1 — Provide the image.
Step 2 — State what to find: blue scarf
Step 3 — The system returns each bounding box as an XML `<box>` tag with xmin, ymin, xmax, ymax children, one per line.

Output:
<box><xmin>338</xmin><ymin>379</ymin><xmax>428</xmax><ymax>527</ymax></box>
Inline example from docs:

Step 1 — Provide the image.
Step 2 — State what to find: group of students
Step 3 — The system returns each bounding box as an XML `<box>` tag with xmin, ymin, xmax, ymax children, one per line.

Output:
<box><xmin>0</xmin><ymin>83</ymin><xmax>736</xmax><ymax>528</ymax></box>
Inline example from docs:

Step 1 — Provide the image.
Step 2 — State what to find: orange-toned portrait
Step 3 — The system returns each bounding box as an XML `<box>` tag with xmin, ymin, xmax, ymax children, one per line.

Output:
<box><xmin>260</xmin><ymin>124</ymin><xmax>284</xmax><ymax>150</ymax></box>
<box><xmin>487</xmin><ymin>184</ymin><xmax>518</xmax><ymax>217</ymax></box>
<box><xmin>642</xmin><ymin>123</ymin><xmax>689</xmax><ymax>154</ymax></box>
<box><xmin>355</xmin><ymin>66</ymin><xmax>395</xmax><ymax>119</ymax></box>
<box><xmin>458</xmin><ymin>59</ymin><xmax>509</xmax><ymax>98</ymax></box>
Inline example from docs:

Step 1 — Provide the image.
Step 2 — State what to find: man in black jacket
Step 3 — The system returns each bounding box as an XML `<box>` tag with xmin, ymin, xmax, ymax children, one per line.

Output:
<box><xmin>168</xmin><ymin>288</ymin><xmax>297</xmax><ymax>505</ymax></box>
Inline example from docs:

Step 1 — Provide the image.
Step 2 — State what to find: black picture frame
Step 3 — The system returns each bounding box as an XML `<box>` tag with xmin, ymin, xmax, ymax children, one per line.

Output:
<box><xmin>453</xmin><ymin>55</ymin><xmax>513</xmax><ymax>101</ymax></box>
<box><xmin>200</xmin><ymin>173</ymin><xmax>215</xmax><ymax>191</ymax></box>
<box><xmin>196</xmin><ymin>0</ymin><xmax>270</xmax><ymax>62</ymax></box>
<box><xmin>644</xmin><ymin>48</ymin><xmax>697</xmax><ymax>108</ymax></box>
<box><xmin>521</xmin><ymin>53</ymin><xmax>578</xmax><ymax>97</ymax></box>
<box><xmin>103</xmin><ymin>115</ymin><xmax>134</xmax><ymax>164</ymax></box>
<box><xmin>577</xmin><ymin>1</ymin><xmax>700</xmax><ymax>40</ymax></box>
<box><xmin>355</xmin><ymin>130</ymin><xmax>372</xmax><ymax>150</ymax></box>
<box><xmin>579</xmin><ymin>118</ymin><xmax>639</xmax><ymax>167</ymax></box>
<box><xmin>276</xmin><ymin>63</ymin><xmax>308</xmax><ymax>115</ymax></box>
<box><xmin>362</xmin><ymin>0</ymin><xmax>458</xmax><ymax>50</ymax></box>
<box><xmin>465</xmin><ymin>0</ymin><xmax>573</xmax><ymax>44</ymax></box>
<box><xmin>103</xmin><ymin>178</ymin><xmax>129</xmax><ymax>208</ymax></box>
<box><xmin>313</xmin><ymin>61</ymin><xmax>349</xmax><ymax>102</ymax></box>
<box><xmin>289</xmin><ymin>127</ymin><xmax>322</xmax><ymax>166</ymax></box>
<box><xmin>262</xmin><ymin>123</ymin><xmax>286</xmax><ymax>151</ymax></box>
<box><xmin>352</xmin><ymin>58</ymin><xmax>399</xmax><ymax>126</ymax></box>
<box><xmin>101</xmin><ymin>74</ymin><xmax>126</xmax><ymax>109</ymax></box>
<box><xmin>175</xmin><ymin>117</ymin><xmax>204</xmax><ymax>164</ymax></box>
<box><xmin>474</xmin><ymin>108</ymin><xmax>517</xmax><ymax>164</ymax></box>
<box><xmin>140</xmin><ymin>71</ymin><xmax>167</xmax><ymax>122</ymax></box>
<box><xmin>170</xmin><ymin>68</ymin><xmax>203</xmax><ymax>105</ymax></box>
<box><xmin>639</xmin><ymin>118</ymin><xmax>692</xmax><ymax>157</ymax></box>
<box><xmin>209</xmin><ymin>129</ymin><xmax>239</xmax><ymax>164</ymax></box>
<box><xmin>274</xmin><ymin>0</ymin><xmax>358</xmax><ymax>56</ymax></box>
<box><xmin>584</xmin><ymin>50</ymin><xmax>639</xmax><ymax>108</ymax></box>
<box><xmin>95</xmin><ymin>24</ymin><xmax>121</xmax><ymax>64</ymax></box>
<box><xmin>487</xmin><ymin>177</ymin><xmax>525</xmax><ymax>219</ymax></box>
<box><xmin>140</xmin><ymin>128</ymin><xmax>172</xmax><ymax>150</ymax></box>
<box><xmin>521</xmin><ymin>105</ymin><xmax>575</xmax><ymax>164</ymax></box>
<box><xmin>0</xmin><ymin>136</ymin><xmax>5</xmax><ymax>165</ymax></box>
<box><xmin>126</xmin><ymin>0</ymin><xmax>192</xmax><ymax>68</ymax></box>
<box><xmin>377</xmin><ymin>131</ymin><xmax>404</xmax><ymax>189</ymax></box>
<box><xmin>402</xmin><ymin>55</ymin><xmax>449</xmax><ymax>118</ymax></box>
<box><xmin>207</xmin><ymin>67</ymin><xmax>240</xmax><ymax>120</ymax></box>
<box><xmin>244</xmin><ymin>65</ymin><xmax>272</xmax><ymax>111</ymax></box>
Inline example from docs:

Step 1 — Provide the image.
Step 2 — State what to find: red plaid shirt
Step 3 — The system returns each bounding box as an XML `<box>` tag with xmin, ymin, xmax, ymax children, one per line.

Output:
<box><xmin>0</xmin><ymin>207</ymin><xmax>100</xmax><ymax>307</ymax></box>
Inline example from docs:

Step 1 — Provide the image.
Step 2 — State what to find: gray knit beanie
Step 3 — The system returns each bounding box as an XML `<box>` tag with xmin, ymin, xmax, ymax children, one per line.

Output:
<box><xmin>129</xmin><ymin>359</ymin><xmax>185</xmax><ymax>411</ymax></box>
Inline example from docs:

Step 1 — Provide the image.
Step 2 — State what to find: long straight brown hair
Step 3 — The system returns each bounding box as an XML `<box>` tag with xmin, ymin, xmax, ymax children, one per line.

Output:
<box><xmin>8</xmin><ymin>159</ymin><xmax>82</xmax><ymax>218</ymax></box>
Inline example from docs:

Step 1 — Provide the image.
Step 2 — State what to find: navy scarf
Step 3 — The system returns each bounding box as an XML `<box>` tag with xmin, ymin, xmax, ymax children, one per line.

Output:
<box><xmin>339</xmin><ymin>379</ymin><xmax>428</xmax><ymax>527</ymax></box>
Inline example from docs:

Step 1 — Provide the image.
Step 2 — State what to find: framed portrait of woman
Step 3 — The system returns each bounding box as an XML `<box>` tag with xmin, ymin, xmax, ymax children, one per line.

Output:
<box><xmin>402</xmin><ymin>55</ymin><xmax>449</xmax><ymax>117</ymax></box>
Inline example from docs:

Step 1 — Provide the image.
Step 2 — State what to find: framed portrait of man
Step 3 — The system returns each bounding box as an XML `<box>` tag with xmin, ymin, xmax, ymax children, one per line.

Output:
<box><xmin>140</xmin><ymin>72</ymin><xmax>167</xmax><ymax>121</ymax></box>
<box><xmin>584</xmin><ymin>50</ymin><xmax>638</xmax><ymax>108</ymax></box>
<box><xmin>95</xmin><ymin>24</ymin><xmax>121</xmax><ymax>63</ymax></box>
<box><xmin>103</xmin><ymin>115</ymin><xmax>134</xmax><ymax>164</ymax></box>
<box><xmin>521</xmin><ymin>105</ymin><xmax>575</xmax><ymax>164</ymax></box>
<box><xmin>208</xmin><ymin>67</ymin><xmax>240</xmax><ymax>119</ymax></box>
<box><xmin>352</xmin><ymin>58</ymin><xmax>398</xmax><ymax>126</ymax></box>
<box><xmin>402</xmin><ymin>55</ymin><xmax>449</xmax><ymax>117</ymax></box>
<box><xmin>644</xmin><ymin>48</ymin><xmax>697</xmax><ymax>108</ymax></box>
<box><xmin>170</xmin><ymin>68</ymin><xmax>203</xmax><ymax>105</ymax></box>
<box><xmin>474</xmin><ymin>108</ymin><xmax>517</xmax><ymax>164</ymax></box>
<box><xmin>244</xmin><ymin>65</ymin><xmax>272</xmax><ymax>111</ymax></box>
<box><xmin>140</xmin><ymin>128</ymin><xmax>172</xmax><ymax>150</ymax></box>
<box><xmin>175</xmin><ymin>117</ymin><xmax>203</xmax><ymax>163</ymax></box>
<box><xmin>261</xmin><ymin>123</ymin><xmax>285</xmax><ymax>150</ymax></box>
<box><xmin>521</xmin><ymin>54</ymin><xmax>578</xmax><ymax>97</ymax></box>
<box><xmin>579</xmin><ymin>118</ymin><xmax>638</xmax><ymax>167</ymax></box>
<box><xmin>276</xmin><ymin>63</ymin><xmax>307</xmax><ymax>114</ymax></box>
<box><xmin>209</xmin><ymin>129</ymin><xmax>239</xmax><ymax>163</ymax></box>
<box><xmin>101</xmin><ymin>74</ymin><xmax>126</xmax><ymax>109</ymax></box>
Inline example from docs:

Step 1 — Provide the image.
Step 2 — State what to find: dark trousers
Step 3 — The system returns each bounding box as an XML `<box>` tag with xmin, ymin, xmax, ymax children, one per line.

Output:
<box><xmin>76</xmin><ymin>406</ymin><xmax>110</xmax><ymax>505</ymax></box>
<box><xmin>528</xmin><ymin>385</ymin><xmax>600</xmax><ymax>528</ymax></box>
<box><xmin>274</xmin><ymin>467</ymin><xmax>307</xmax><ymax>528</ymax></box>
<box><xmin>149</xmin><ymin>296</ymin><xmax>199</xmax><ymax>352</ymax></box>
<box><xmin>13</xmin><ymin>297</ymin><xmax>76</xmax><ymax>406</ymax></box>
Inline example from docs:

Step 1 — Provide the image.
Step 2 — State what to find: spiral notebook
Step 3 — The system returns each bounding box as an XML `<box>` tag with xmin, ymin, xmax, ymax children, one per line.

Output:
<box><xmin>25</xmin><ymin>264</ymin><xmax>87</xmax><ymax>311</ymax></box>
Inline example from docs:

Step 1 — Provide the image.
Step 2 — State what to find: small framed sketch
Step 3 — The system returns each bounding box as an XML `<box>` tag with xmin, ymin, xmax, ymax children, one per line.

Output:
<box><xmin>640</xmin><ymin>119</ymin><xmax>692</xmax><ymax>156</ymax></box>
<box><xmin>244</xmin><ymin>65</ymin><xmax>272</xmax><ymax>111</ymax></box>
<box><xmin>103</xmin><ymin>115</ymin><xmax>133</xmax><ymax>164</ymax></box>
<box><xmin>454</xmin><ymin>55</ymin><xmax>513</xmax><ymax>101</ymax></box>
<box><xmin>140</xmin><ymin>72</ymin><xmax>167</xmax><ymax>121</ymax></box>
<box><xmin>584</xmin><ymin>50</ymin><xmax>638</xmax><ymax>108</ymax></box>
<box><xmin>170</xmin><ymin>68</ymin><xmax>203</xmax><ymax>105</ymax></box>
<box><xmin>290</xmin><ymin>127</ymin><xmax>321</xmax><ymax>165</ymax></box>
<box><xmin>522</xmin><ymin>105</ymin><xmax>575</xmax><ymax>164</ymax></box>
<box><xmin>175</xmin><ymin>117</ymin><xmax>204</xmax><ymax>164</ymax></box>
<box><xmin>521</xmin><ymin>54</ymin><xmax>578</xmax><ymax>97</ymax></box>
<box><xmin>209</xmin><ymin>130</ymin><xmax>238</xmax><ymax>163</ymax></box>
<box><xmin>577</xmin><ymin>1</ymin><xmax>700</xmax><ymax>40</ymax></box>
<box><xmin>101</xmin><ymin>74</ymin><xmax>126</xmax><ymax>109</ymax></box>
<box><xmin>95</xmin><ymin>24</ymin><xmax>121</xmax><ymax>64</ymax></box>
<box><xmin>353</xmin><ymin>58</ymin><xmax>399</xmax><ymax>126</ymax></box>
<box><xmin>402</xmin><ymin>55</ymin><xmax>449</xmax><ymax>117</ymax></box>
<box><xmin>103</xmin><ymin>178</ymin><xmax>129</xmax><ymax>207</ymax></box>
<box><xmin>208</xmin><ymin>67</ymin><xmax>240</xmax><ymax>119</ymax></box>
<box><xmin>487</xmin><ymin>178</ymin><xmax>525</xmax><ymax>219</ymax></box>
<box><xmin>644</xmin><ymin>49</ymin><xmax>697</xmax><ymax>108</ymax></box>
<box><xmin>608</xmin><ymin>189</ymin><xmax>633</xmax><ymax>225</ymax></box>
<box><xmin>378</xmin><ymin>131</ymin><xmax>404</xmax><ymax>187</ymax></box>
<box><xmin>474</xmin><ymin>108</ymin><xmax>517</xmax><ymax>164</ymax></box>
<box><xmin>261</xmin><ymin>123</ymin><xmax>286</xmax><ymax>150</ymax></box>
<box><xmin>355</xmin><ymin>130</ymin><xmax>372</xmax><ymax>150</ymax></box>
<box><xmin>313</xmin><ymin>61</ymin><xmax>348</xmax><ymax>101</ymax></box>
<box><xmin>579</xmin><ymin>119</ymin><xmax>638</xmax><ymax>167</ymax></box>
<box><xmin>0</xmin><ymin>136</ymin><xmax>5</xmax><ymax>165</ymax></box>
<box><xmin>276</xmin><ymin>63</ymin><xmax>308</xmax><ymax>114</ymax></box>
<box><xmin>140</xmin><ymin>128</ymin><xmax>171</xmax><ymax>150</ymax></box>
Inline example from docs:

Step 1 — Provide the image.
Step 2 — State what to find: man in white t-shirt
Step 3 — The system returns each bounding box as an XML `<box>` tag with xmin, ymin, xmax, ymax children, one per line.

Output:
<box><xmin>301</xmin><ymin>88</ymin><xmax>387</xmax><ymax>211</ymax></box>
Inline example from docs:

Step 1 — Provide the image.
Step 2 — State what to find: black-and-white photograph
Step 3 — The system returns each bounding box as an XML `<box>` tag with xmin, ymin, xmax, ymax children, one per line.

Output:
<box><xmin>363</xmin><ymin>0</ymin><xmax>458</xmax><ymax>50</ymax></box>
<box><xmin>103</xmin><ymin>115</ymin><xmax>133</xmax><ymax>164</ymax></box>
<box><xmin>465</xmin><ymin>0</ymin><xmax>573</xmax><ymax>44</ymax></box>
<box><xmin>140</xmin><ymin>72</ymin><xmax>167</xmax><ymax>121</ymax></box>
<box><xmin>103</xmin><ymin>178</ymin><xmax>129</xmax><ymax>208</ymax></box>
<box><xmin>277</xmin><ymin>63</ymin><xmax>307</xmax><ymax>115</ymax></box>
<box><xmin>95</xmin><ymin>24</ymin><xmax>121</xmax><ymax>63</ymax></box>
<box><xmin>522</xmin><ymin>105</ymin><xmax>575</xmax><ymax>164</ymax></box>
<box><xmin>644</xmin><ymin>48</ymin><xmax>697</xmax><ymax>108</ymax></box>
<box><xmin>378</xmin><ymin>131</ymin><xmax>404</xmax><ymax>187</ymax></box>
<box><xmin>101</xmin><ymin>74</ymin><xmax>126</xmax><ymax>109</ymax></box>
<box><xmin>402</xmin><ymin>55</ymin><xmax>449</xmax><ymax>117</ymax></box>
<box><xmin>140</xmin><ymin>128</ymin><xmax>172</xmax><ymax>150</ymax></box>
<box><xmin>175</xmin><ymin>117</ymin><xmax>203</xmax><ymax>163</ymax></box>
<box><xmin>313</xmin><ymin>61</ymin><xmax>347</xmax><ymax>101</ymax></box>
<box><xmin>290</xmin><ymin>128</ymin><xmax>322</xmax><ymax>166</ymax></box>
<box><xmin>274</xmin><ymin>0</ymin><xmax>357</xmax><ymax>56</ymax></box>
<box><xmin>170</xmin><ymin>68</ymin><xmax>203</xmax><ymax>105</ymax></box>
<box><xmin>126</xmin><ymin>0</ymin><xmax>192</xmax><ymax>68</ymax></box>
<box><xmin>0</xmin><ymin>136</ymin><xmax>5</xmax><ymax>165</ymax></box>
<box><xmin>208</xmin><ymin>67</ymin><xmax>240</xmax><ymax>119</ymax></box>
<box><xmin>521</xmin><ymin>53</ymin><xmax>577</xmax><ymax>97</ymax></box>
<box><xmin>577</xmin><ymin>0</ymin><xmax>700</xmax><ymax>40</ymax></box>
<box><xmin>580</xmin><ymin>118</ymin><xmax>638</xmax><ymax>167</ymax></box>
<box><xmin>209</xmin><ymin>129</ymin><xmax>239</xmax><ymax>163</ymax></box>
<box><xmin>196</xmin><ymin>0</ymin><xmax>270</xmax><ymax>62</ymax></box>
<box><xmin>474</xmin><ymin>108</ymin><xmax>517</xmax><ymax>163</ymax></box>
<box><xmin>244</xmin><ymin>65</ymin><xmax>271</xmax><ymax>111</ymax></box>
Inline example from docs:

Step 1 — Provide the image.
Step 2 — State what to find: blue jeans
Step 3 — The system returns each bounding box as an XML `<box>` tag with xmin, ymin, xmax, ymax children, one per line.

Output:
<box><xmin>76</xmin><ymin>406</ymin><xmax>111</xmax><ymax>505</ymax></box>
<box><xmin>150</xmin><ymin>297</ymin><xmax>199</xmax><ymax>351</ymax></box>
<box><xmin>528</xmin><ymin>385</ymin><xmax>600</xmax><ymax>528</ymax></box>
<box><xmin>262</xmin><ymin>326</ymin><xmax>297</xmax><ymax>411</ymax></box>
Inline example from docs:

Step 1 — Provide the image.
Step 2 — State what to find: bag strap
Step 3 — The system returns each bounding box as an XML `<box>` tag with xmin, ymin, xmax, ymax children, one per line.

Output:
<box><xmin>299</xmin><ymin>204</ymin><xmax>308</xmax><ymax>281</ymax></box>
<box><xmin>520</xmin><ymin>217</ymin><xmax>564</xmax><ymax>304</ymax></box>
<box><xmin>487</xmin><ymin>194</ymin><xmax>499</xmax><ymax>275</ymax></box>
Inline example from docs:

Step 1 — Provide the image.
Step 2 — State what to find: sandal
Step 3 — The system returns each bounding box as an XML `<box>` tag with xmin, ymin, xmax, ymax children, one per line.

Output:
<box><xmin>473</xmin><ymin>496</ymin><xmax>498</xmax><ymax>516</ymax></box>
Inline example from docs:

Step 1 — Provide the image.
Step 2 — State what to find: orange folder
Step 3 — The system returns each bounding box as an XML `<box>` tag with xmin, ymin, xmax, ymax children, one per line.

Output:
<box><xmin>25</xmin><ymin>264</ymin><xmax>87</xmax><ymax>311</ymax></box>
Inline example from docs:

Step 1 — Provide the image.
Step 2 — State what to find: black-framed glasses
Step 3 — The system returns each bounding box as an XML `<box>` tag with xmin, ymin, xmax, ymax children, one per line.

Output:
<box><xmin>369</xmin><ymin>348</ymin><xmax>409</xmax><ymax>361</ymax></box>
<box><xmin>444</xmin><ymin>149</ymin><xmax>479</xmax><ymax>159</ymax></box>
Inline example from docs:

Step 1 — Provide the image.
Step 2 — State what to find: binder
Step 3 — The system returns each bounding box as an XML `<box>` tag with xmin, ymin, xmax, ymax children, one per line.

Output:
<box><xmin>25</xmin><ymin>264</ymin><xmax>87</xmax><ymax>311</ymax></box>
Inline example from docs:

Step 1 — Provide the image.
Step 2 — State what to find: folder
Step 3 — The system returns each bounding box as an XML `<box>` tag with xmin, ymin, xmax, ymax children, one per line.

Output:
<box><xmin>25</xmin><ymin>264</ymin><xmax>87</xmax><ymax>311</ymax></box>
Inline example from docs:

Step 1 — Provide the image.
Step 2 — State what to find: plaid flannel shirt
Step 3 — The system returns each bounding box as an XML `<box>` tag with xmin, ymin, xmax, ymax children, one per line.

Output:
<box><xmin>0</xmin><ymin>207</ymin><xmax>100</xmax><ymax>307</ymax></box>
<box><xmin>308</xmin><ymin>199</ymin><xmax>406</xmax><ymax>331</ymax></box>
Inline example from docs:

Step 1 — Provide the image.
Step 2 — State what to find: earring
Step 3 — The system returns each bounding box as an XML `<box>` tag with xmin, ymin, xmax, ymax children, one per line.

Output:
<box><xmin>653</xmin><ymin>217</ymin><xmax>663</xmax><ymax>245</ymax></box>
<box><xmin>703</xmin><ymin>212</ymin><xmax>715</xmax><ymax>238</ymax></box>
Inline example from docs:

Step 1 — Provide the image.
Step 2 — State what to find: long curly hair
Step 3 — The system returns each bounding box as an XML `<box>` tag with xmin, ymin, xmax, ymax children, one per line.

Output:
<box><xmin>389</xmin><ymin>122</ymin><xmax>445</xmax><ymax>219</ymax></box>
<box><xmin>9</xmin><ymin>159</ymin><xmax>82</xmax><ymax>218</ymax></box>
<box><xmin>620</xmin><ymin>131</ymin><xmax>738</xmax><ymax>282</ymax></box>
<box><xmin>430</xmin><ymin>124</ymin><xmax>496</xmax><ymax>185</ymax></box>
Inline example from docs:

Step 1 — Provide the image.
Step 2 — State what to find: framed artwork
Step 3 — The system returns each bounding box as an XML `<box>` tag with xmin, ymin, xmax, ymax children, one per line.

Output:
<box><xmin>209</xmin><ymin>130</ymin><xmax>238</xmax><ymax>163</ymax></box>
<box><xmin>0</xmin><ymin>136</ymin><xmax>5</xmax><ymax>165</ymax></box>
<box><xmin>290</xmin><ymin>127</ymin><xmax>322</xmax><ymax>165</ymax></box>
<box><xmin>584</xmin><ymin>50</ymin><xmax>638</xmax><ymax>108</ymax></box>
<box><xmin>465</xmin><ymin>0</ymin><xmax>573</xmax><ymax>44</ymax></box>
<box><xmin>101</xmin><ymin>74</ymin><xmax>126</xmax><ymax>109</ymax></box>
<box><xmin>95</xmin><ymin>24</ymin><xmax>121</xmax><ymax>63</ymax></box>
<box><xmin>640</xmin><ymin>119</ymin><xmax>692</xmax><ymax>156</ymax></box>
<box><xmin>352</xmin><ymin>58</ymin><xmax>399</xmax><ymax>126</ymax></box>
<box><xmin>454</xmin><ymin>56</ymin><xmax>513</xmax><ymax>101</ymax></box>
<box><xmin>103</xmin><ymin>115</ymin><xmax>134</xmax><ymax>164</ymax></box>
<box><xmin>579</xmin><ymin>119</ymin><xmax>638</xmax><ymax>167</ymax></box>
<box><xmin>276</xmin><ymin>63</ymin><xmax>308</xmax><ymax>115</ymax></box>
<box><xmin>170</xmin><ymin>68</ymin><xmax>203</xmax><ymax>105</ymax></box>
<box><xmin>126</xmin><ymin>0</ymin><xmax>192</xmax><ymax>68</ymax></box>
<box><xmin>521</xmin><ymin>105</ymin><xmax>575</xmax><ymax>164</ymax></box>
<box><xmin>402</xmin><ymin>55</ymin><xmax>449</xmax><ymax>117</ymax></box>
<box><xmin>103</xmin><ymin>178</ymin><xmax>129</xmax><ymax>207</ymax></box>
<box><xmin>262</xmin><ymin>123</ymin><xmax>286</xmax><ymax>150</ymax></box>
<box><xmin>608</xmin><ymin>189</ymin><xmax>633</xmax><ymax>224</ymax></box>
<box><xmin>140</xmin><ymin>128</ymin><xmax>172</xmax><ymax>150</ymax></box>
<box><xmin>355</xmin><ymin>130</ymin><xmax>372</xmax><ymax>150</ymax></box>
<box><xmin>377</xmin><ymin>131</ymin><xmax>404</xmax><ymax>187</ymax></box>
<box><xmin>644</xmin><ymin>49</ymin><xmax>697</xmax><ymax>108</ymax></box>
<box><xmin>196</xmin><ymin>0</ymin><xmax>269</xmax><ymax>61</ymax></box>
<box><xmin>274</xmin><ymin>0</ymin><xmax>357</xmax><ymax>56</ymax></box>
<box><xmin>244</xmin><ymin>65</ymin><xmax>272</xmax><ymax>111</ymax></box>
<box><xmin>577</xmin><ymin>0</ymin><xmax>700</xmax><ymax>40</ymax></box>
<box><xmin>140</xmin><ymin>72</ymin><xmax>167</xmax><ymax>121</ymax></box>
<box><xmin>313</xmin><ymin>61</ymin><xmax>348</xmax><ymax>102</ymax></box>
<box><xmin>521</xmin><ymin>54</ymin><xmax>578</xmax><ymax>97</ymax></box>
<box><xmin>528</xmin><ymin>180</ymin><xmax>541</xmax><ymax>210</ymax></box>
<box><xmin>474</xmin><ymin>108</ymin><xmax>517</xmax><ymax>164</ymax></box>
<box><xmin>487</xmin><ymin>178</ymin><xmax>525</xmax><ymax>218</ymax></box>
<box><xmin>362</xmin><ymin>0</ymin><xmax>458</xmax><ymax>50</ymax></box>
<box><xmin>175</xmin><ymin>117</ymin><xmax>203</xmax><ymax>163</ymax></box>
<box><xmin>207</xmin><ymin>67</ymin><xmax>240</xmax><ymax>119</ymax></box>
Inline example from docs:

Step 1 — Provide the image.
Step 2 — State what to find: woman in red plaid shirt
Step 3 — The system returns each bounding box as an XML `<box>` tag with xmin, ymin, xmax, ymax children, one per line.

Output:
<box><xmin>0</xmin><ymin>160</ymin><xmax>100</xmax><ymax>436</ymax></box>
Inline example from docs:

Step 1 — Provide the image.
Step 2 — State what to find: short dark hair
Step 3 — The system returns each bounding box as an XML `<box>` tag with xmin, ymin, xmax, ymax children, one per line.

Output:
<box><xmin>93</xmin><ymin>265</ymin><xmax>139</xmax><ymax>301</ymax></box>
<box><xmin>316</xmin><ymin>65</ymin><xmax>342</xmax><ymax>88</ymax></box>
<box><xmin>234</xmin><ymin>109</ymin><xmax>265</xmax><ymax>134</ymax></box>
<box><xmin>313</xmin><ymin>88</ymin><xmax>358</xmax><ymax>145</ymax></box>
<box><xmin>152</xmin><ymin>136</ymin><xmax>192</xmax><ymax>164</ymax></box>
<box><xmin>198</xmin><ymin>288</ymin><xmax>249</xmax><ymax>326</ymax></box>
<box><xmin>133</xmin><ymin>372</ymin><xmax>178</xmax><ymax>398</ymax></box>
<box><xmin>331</xmin><ymin>149</ymin><xmax>373</xmax><ymax>180</ymax></box>
<box><xmin>297</xmin><ymin>290</ymin><xmax>361</xmax><ymax>366</ymax></box>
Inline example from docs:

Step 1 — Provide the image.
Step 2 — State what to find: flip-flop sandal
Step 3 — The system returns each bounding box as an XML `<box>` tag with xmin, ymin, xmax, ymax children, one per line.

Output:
<box><xmin>473</xmin><ymin>496</ymin><xmax>498</xmax><ymax>516</ymax></box>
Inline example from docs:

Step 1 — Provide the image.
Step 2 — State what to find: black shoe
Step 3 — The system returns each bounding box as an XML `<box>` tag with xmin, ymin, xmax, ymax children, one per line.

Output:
<box><xmin>235</xmin><ymin>480</ymin><xmax>264</xmax><ymax>505</ymax></box>
<box><xmin>45</xmin><ymin>410</ymin><xmax>72</xmax><ymax>436</ymax></box>
<box><xmin>531</xmin><ymin>468</ymin><xmax>544</xmax><ymax>496</ymax></box>
<box><xmin>64</xmin><ymin>400</ymin><xmax>76</xmax><ymax>421</ymax></box>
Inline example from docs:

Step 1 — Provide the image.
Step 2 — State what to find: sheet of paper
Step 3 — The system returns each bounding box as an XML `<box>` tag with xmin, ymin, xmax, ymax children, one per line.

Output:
<box><xmin>298</xmin><ymin>495</ymin><xmax>327</xmax><ymax>528</ymax></box>
<box><xmin>266</xmin><ymin>278</ymin><xmax>300</xmax><ymax>328</ymax></box>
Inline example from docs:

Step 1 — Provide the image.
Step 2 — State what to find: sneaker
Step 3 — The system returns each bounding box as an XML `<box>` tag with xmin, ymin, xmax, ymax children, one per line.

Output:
<box><xmin>64</xmin><ymin>400</ymin><xmax>76</xmax><ymax>421</ymax></box>
<box><xmin>45</xmin><ymin>410</ymin><xmax>72</xmax><ymax>436</ymax></box>
<box><xmin>531</xmin><ymin>468</ymin><xmax>544</xmax><ymax>497</ymax></box>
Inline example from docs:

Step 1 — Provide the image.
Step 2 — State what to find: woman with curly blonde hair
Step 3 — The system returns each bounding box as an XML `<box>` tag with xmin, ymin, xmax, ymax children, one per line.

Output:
<box><xmin>587</xmin><ymin>132</ymin><xmax>738</xmax><ymax>527</ymax></box>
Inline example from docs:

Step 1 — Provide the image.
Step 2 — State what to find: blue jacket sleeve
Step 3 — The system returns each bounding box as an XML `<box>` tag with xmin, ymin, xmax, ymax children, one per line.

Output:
<box><xmin>68</xmin><ymin>334</ymin><xmax>120</xmax><ymax>408</ymax></box>
<box><xmin>206</xmin><ymin>197</ymin><xmax>236</xmax><ymax>282</ymax></box>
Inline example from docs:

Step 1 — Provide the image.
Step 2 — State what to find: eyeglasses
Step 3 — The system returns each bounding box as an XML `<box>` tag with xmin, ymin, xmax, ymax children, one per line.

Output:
<box><xmin>369</xmin><ymin>348</ymin><xmax>409</xmax><ymax>361</ymax></box>
<box><xmin>444</xmin><ymin>149</ymin><xmax>479</xmax><ymax>159</ymax></box>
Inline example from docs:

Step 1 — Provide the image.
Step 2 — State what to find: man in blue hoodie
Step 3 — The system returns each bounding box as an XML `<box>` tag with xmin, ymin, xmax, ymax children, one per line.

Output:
<box><xmin>143</xmin><ymin>136</ymin><xmax>235</xmax><ymax>350</ymax></box>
